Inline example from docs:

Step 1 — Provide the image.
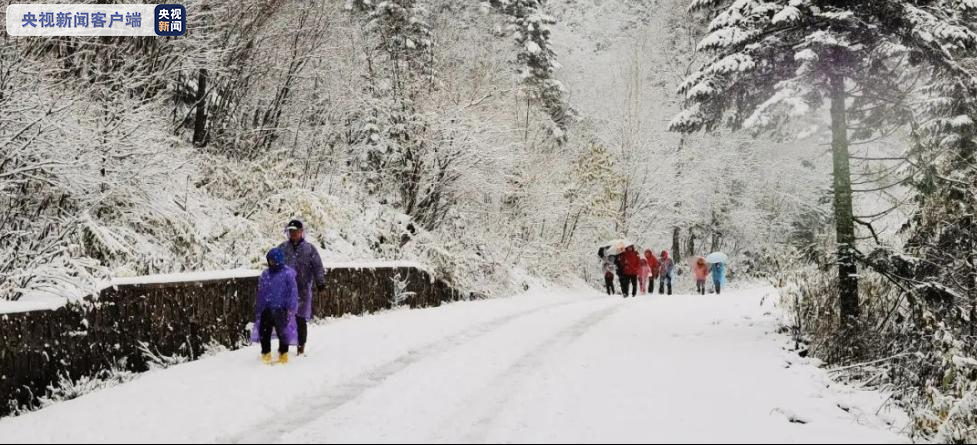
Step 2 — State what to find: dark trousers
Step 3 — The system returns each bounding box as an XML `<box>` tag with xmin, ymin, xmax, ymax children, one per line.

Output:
<box><xmin>659</xmin><ymin>276</ymin><xmax>673</xmax><ymax>295</ymax></box>
<box><xmin>604</xmin><ymin>275</ymin><xmax>615</xmax><ymax>295</ymax></box>
<box><xmin>260</xmin><ymin>308</ymin><xmax>290</xmax><ymax>355</ymax></box>
<box><xmin>296</xmin><ymin>316</ymin><xmax>308</xmax><ymax>347</ymax></box>
<box><xmin>618</xmin><ymin>274</ymin><xmax>627</xmax><ymax>295</ymax></box>
<box><xmin>714</xmin><ymin>280</ymin><xmax>722</xmax><ymax>295</ymax></box>
<box><xmin>696</xmin><ymin>280</ymin><xmax>706</xmax><ymax>295</ymax></box>
<box><xmin>648</xmin><ymin>277</ymin><xmax>657</xmax><ymax>294</ymax></box>
<box><xmin>623</xmin><ymin>275</ymin><xmax>638</xmax><ymax>297</ymax></box>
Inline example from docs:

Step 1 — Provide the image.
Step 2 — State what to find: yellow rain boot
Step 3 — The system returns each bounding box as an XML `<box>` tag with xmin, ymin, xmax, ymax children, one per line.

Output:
<box><xmin>262</xmin><ymin>353</ymin><xmax>273</xmax><ymax>365</ymax></box>
<box><xmin>278</xmin><ymin>352</ymin><xmax>289</xmax><ymax>365</ymax></box>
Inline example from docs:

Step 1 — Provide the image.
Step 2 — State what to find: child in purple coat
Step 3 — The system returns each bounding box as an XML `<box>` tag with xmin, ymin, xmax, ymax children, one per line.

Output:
<box><xmin>252</xmin><ymin>248</ymin><xmax>299</xmax><ymax>365</ymax></box>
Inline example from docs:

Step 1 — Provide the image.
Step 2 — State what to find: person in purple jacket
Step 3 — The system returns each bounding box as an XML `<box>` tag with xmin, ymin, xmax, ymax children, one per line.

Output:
<box><xmin>252</xmin><ymin>248</ymin><xmax>299</xmax><ymax>365</ymax></box>
<box><xmin>279</xmin><ymin>219</ymin><xmax>326</xmax><ymax>356</ymax></box>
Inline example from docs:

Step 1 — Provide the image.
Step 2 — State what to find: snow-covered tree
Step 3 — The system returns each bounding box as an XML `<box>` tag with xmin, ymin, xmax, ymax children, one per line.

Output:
<box><xmin>887</xmin><ymin>43</ymin><xmax>977</xmax><ymax>442</ymax></box>
<box><xmin>486</xmin><ymin>0</ymin><xmax>573</xmax><ymax>143</ymax></box>
<box><xmin>670</xmin><ymin>0</ymin><xmax>977</xmax><ymax>333</ymax></box>
<box><xmin>559</xmin><ymin>143</ymin><xmax>624</xmax><ymax>247</ymax></box>
<box><xmin>346</xmin><ymin>0</ymin><xmax>440</xmax><ymax>224</ymax></box>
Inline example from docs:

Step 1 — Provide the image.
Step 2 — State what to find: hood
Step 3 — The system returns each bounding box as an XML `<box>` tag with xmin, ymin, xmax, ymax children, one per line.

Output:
<box><xmin>267</xmin><ymin>248</ymin><xmax>286</xmax><ymax>271</ymax></box>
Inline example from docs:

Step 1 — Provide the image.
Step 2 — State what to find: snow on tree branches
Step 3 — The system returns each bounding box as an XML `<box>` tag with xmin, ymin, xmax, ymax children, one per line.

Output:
<box><xmin>484</xmin><ymin>0</ymin><xmax>574</xmax><ymax>143</ymax></box>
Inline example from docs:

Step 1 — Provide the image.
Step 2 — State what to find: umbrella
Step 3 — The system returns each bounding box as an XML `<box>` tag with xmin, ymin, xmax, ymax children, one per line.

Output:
<box><xmin>706</xmin><ymin>252</ymin><xmax>729</xmax><ymax>264</ymax></box>
<box><xmin>601</xmin><ymin>239</ymin><xmax>635</xmax><ymax>256</ymax></box>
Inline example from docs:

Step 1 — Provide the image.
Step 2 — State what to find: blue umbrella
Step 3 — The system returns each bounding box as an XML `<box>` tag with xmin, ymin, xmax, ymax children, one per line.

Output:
<box><xmin>706</xmin><ymin>252</ymin><xmax>729</xmax><ymax>264</ymax></box>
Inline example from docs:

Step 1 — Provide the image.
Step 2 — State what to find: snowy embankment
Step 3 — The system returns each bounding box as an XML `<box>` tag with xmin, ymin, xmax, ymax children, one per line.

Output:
<box><xmin>0</xmin><ymin>285</ymin><xmax>907</xmax><ymax>443</ymax></box>
<box><xmin>0</xmin><ymin>261</ymin><xmax>434</xmax><ymax>315</ymax></box>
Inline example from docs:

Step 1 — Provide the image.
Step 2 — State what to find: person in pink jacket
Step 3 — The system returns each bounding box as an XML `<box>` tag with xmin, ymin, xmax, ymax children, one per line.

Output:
<box><xmin>638</xmin><ymin>258</ymin><xmax>652</xmax><ymax>294</ymax></box>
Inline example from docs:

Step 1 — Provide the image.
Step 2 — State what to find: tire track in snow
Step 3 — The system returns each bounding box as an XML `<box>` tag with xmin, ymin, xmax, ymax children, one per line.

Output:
<box><xmin>447</xmin><ymin>303</ymin><xmax>626</xmax><ymax>443</ymax></box>
<box><xmin>224</xmin><ymin>296</ymin><xmax>605</xmax><ymax>444</ymax></box>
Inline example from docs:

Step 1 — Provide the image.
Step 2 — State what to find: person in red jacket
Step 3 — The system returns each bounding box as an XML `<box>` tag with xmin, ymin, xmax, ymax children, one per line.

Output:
<box><xmin>621</xmin><ymin>245</ymin><xmax>641</xmax><ymax>298</ymax></box>
<box><xmin>692</xmin><ymin>256</ymin><xmax>710</xmax><ymax>295</ymax></box>
<box><xmin>644</xmin><ymin>249</ymin><xmax>660</xmax><ymax>294</ymax></box>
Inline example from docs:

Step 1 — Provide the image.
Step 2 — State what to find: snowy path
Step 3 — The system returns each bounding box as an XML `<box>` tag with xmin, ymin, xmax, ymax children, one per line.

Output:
<box><xmin>0</xmin><ymin>286</ymin><xmax>906</xmax><ymax>444</ymax></box>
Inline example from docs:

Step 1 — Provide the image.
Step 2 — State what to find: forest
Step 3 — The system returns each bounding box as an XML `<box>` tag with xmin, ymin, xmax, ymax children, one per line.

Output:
<box><xmin>2</xmin><ymin>0</ymin><xmax>977</xmax><ymax>441</ymax></box>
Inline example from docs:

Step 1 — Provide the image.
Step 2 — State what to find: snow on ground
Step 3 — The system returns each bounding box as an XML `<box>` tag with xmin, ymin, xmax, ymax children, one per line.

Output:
<box><xmin>0</xmin><ymin>285</ymin><xmax>907</xmax><ymax>444</ymax></box>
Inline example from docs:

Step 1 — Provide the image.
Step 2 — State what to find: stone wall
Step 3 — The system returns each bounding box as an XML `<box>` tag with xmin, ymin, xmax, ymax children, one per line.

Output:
<box><xmin>0</xmin><ymin>265</ymin><xmax>462</xmax><ymax>416</ymax></box>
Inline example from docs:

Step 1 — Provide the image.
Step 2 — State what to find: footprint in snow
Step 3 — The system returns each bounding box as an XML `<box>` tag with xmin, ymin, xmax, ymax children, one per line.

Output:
<box><xmin>772</xmin><ymin>407</ymin><xmax>811</xmax><ymax>425</ymax></box>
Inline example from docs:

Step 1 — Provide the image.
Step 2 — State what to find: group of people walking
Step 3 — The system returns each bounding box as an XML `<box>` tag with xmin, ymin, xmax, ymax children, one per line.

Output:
<box><xmin>252</xmin><ymin>220</ymin><xmax>327</xmax><ymax>365</ymax></box>
<box><xmin>254</xmin><ymin>227</ymin><xmax>731</xmax><ymax>364</ymax></box>
<box><xmin>600</xmin><ymin>244</ymin><xmax>727</xmax><ymax>298</ymax></box>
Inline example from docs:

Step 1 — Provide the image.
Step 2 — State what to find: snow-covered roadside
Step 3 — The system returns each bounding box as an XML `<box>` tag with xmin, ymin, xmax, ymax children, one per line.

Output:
<box><xmin>0</xmin><ymin>287</ymin><xmax>592</xmax><ymax>442</ymax></box>
<box><xmin>0</xmin><ymin>285</ymin><xmax>908</xmax><ymax>443</ymax></box>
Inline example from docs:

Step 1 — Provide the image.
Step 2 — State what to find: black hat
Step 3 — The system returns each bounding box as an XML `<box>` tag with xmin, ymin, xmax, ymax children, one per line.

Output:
<box><xmin>286</xmin><ymin>220</ymin><xmax>304</xmax><ymax>231</ymax></box>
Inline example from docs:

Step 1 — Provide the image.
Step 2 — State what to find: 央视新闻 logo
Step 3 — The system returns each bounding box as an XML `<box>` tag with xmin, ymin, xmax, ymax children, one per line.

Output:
<box><xmin>154</xmin><ymin>4</ymin><xmax>185</xmax><ymax>36</ymax></box>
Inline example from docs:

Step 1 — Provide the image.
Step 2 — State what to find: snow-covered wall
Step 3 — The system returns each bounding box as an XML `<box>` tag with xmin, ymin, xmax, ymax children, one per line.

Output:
<box><xmin>0</xmin><ymin>264</ymin><xmax>464</xmax><ymax>417</ymax></box>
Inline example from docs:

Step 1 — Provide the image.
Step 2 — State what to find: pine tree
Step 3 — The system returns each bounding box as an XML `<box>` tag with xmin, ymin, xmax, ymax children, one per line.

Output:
<box><xmin>670</xmin><ymin>0</ymin><xmax>977</xmax><ymax>333</ymax></box>
<box><xmin>486</xmin><ymin>0</ymin><xmax>573</xmax><ymax>143</ymax></box>
<box><xmin>889</xmin><ymin>77</ymin><xmax>977</xmax><ymax>441</ymax></box>
<box><xmin>905</xmin><ymin>82</ymin><xmax>977</xmax><ymax>320</ymax></box>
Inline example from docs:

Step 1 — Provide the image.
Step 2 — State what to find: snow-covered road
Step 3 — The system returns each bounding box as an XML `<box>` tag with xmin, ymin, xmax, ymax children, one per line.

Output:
<box><xmin>0</xmin><ymin>286</ymin><xmax>906</xmax><ymax>444</ymax></box>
